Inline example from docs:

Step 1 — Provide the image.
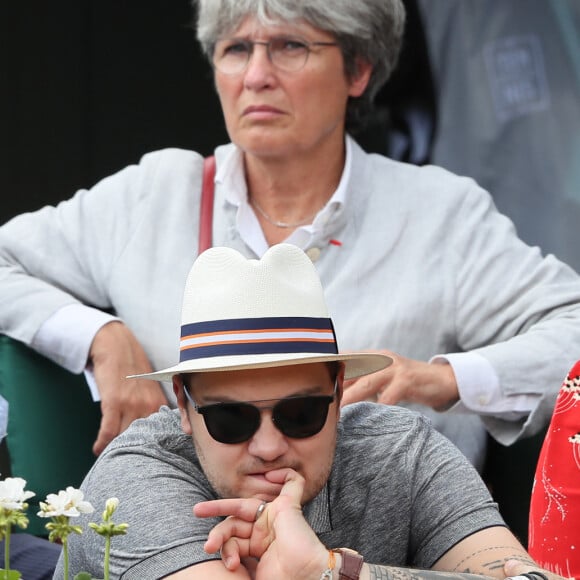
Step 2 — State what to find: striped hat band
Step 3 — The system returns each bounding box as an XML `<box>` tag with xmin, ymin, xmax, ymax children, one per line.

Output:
<box><xmin>180</xmin><ymin>316</ymin><xmax>337</xmax><ymax>362</ymax></box>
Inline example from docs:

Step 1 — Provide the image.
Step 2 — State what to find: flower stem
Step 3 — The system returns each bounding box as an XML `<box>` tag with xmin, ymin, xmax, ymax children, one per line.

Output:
<box><xmin>63</xmin><ymin>537</ymin><xmax>69</xmax><ymax>580</ymax></box>
<box><xmin>104</xmin><ymin>535</ymin><xmax>111</xmax><ymax>580</ymax></box>
<box><xmin>4</xmin><ymin>525</ymin><xmax>10</xmax><ymax>573</ymax></box>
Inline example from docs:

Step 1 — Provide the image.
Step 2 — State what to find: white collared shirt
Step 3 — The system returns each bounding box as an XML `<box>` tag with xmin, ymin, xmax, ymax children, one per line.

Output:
<box><xmin>216</xmin><ymin>136</ymin><xmax>352</xmax><ymax>257</ymax></box>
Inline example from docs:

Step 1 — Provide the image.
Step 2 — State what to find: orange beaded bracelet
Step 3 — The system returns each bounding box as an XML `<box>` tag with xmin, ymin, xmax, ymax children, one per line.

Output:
<box><xmin>320</xmin><ymin>549</ymin><xmax>336</xmax><ymax>579</ymax></box>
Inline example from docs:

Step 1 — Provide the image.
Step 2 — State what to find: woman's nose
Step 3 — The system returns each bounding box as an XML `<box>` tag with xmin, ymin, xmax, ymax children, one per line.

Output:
<box><xmin>243</xmin><ymin>44</ymin><xmax>277</xmax><ymax>89</ymax></box>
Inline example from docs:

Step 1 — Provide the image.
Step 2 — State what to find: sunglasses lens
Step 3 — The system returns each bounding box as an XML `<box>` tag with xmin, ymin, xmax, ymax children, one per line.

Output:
<box><xmin>274</xmin><ymin>396</ymin><xmax>331</xmax><ymax>438</ymax></box>
<box><xmin>201</xmin><ymin>404</ymin><xmax>260</xmax><ymax>444</ymax></box>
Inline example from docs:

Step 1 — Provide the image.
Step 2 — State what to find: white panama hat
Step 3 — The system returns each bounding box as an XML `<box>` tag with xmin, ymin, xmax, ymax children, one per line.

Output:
<box><xmin>132</xmin><ymin>244</ymin><xmax>392</xmax><ymax>382</ymax></box>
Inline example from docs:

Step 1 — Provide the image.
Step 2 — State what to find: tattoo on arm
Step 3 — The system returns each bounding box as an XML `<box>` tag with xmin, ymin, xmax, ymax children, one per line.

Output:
<box><xmin>366</xmin><ymin>546</ymin><xmax>536</xmax><ymax>580</ymax></box>
<box><xmin>367</xmin><ymin>565</ymin><xmax>492</xmax><ymax>580</ymax></box>
<box><xmin>368</xmin><ymin>565</ymin><xmax>391</xmax><ymax>580</ymax></box>
<box><xmin>452</xmin><ymin>546</ymin><xmax>535</xmax><ymax>574</ymax></box>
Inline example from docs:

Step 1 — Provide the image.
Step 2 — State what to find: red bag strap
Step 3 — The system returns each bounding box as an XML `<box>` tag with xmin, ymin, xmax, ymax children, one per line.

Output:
<box><xmin>198</xmin><ymin>156</ymin><xmax>216</xmax><ymax>253</ymax></box>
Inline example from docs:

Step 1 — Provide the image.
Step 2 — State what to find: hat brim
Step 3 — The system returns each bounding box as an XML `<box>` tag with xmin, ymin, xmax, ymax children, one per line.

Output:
<box><xmin>129</xmin><ymin>352</ymin><xmax>392</xmax><ymax>382</ymax></box>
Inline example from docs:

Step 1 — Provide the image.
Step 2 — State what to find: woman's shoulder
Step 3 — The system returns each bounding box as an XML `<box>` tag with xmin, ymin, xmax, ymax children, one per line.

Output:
<box><xmin>352</xmin><ymin>139</ymin><xmax>486</xmax><ymax>198</ymax></box>
<box><xmin>377</xmin><ymin>157</ymin><xmax>479</xmax><ymax>192</ymax></box>
<box><xmin>136</xmin><ymin>147</ymin><xmax>205</xmax><ymax>173</ymax></box>
<box><xmin>132</xmin><ymin>143</ymin><xmax>236</xmax><ymax>181</ymax></box>
<box><xmin>349</xmin><ymin>141</ymin><xmax>498</xmax><ymax>225</ymax></box>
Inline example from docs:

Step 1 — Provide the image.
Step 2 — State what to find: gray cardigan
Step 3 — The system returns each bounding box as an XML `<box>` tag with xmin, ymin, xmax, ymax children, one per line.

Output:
<box><xmin>1</xmin><ymin>139</ymin><xmax>580</xmax><ymax>446</ymax></box>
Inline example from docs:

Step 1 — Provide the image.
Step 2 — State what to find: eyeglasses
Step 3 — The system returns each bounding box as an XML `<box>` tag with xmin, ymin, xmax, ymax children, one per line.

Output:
<box><xmin>212</xmin><ymin>36</ymin><xmax>339</xmax><ymax>75</ymax></box>
<box><xmin>183</xmin><ymin>381</ymin><xmax>338</xmax><ymax>444</ymax></box>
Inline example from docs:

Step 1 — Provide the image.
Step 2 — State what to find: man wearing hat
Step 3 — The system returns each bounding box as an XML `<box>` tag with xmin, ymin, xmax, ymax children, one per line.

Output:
<box><xmin>57</xmin><ymin>244</ymin><xmax>558</xmax><ymax>579</ymax></box>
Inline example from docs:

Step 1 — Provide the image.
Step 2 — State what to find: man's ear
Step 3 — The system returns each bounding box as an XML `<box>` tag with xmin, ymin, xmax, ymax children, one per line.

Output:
<box><xmin>336</xmin><ymin>363</ymin><xmax>346</xmax><ymax>413</ymax></box>
<box><xmin>174</xmin><ymin>374</ymin><xmax>193</xmax><ymax>435</ymax></box>
<box><xmin>348</xmin><ymin>59</ymin><xmax>373</xmax><ymax>98</ymax></box>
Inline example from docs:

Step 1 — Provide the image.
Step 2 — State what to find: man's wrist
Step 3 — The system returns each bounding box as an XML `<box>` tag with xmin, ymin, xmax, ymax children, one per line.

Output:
<box><xmin>320</xmin><ymin>549</ymin><xmax>336</xmax><ymax>579</ymax></box>
<box><xmin>332</xmin><ymin>548</ymin><xmax>364</xmax><ymax>580</ymax></box>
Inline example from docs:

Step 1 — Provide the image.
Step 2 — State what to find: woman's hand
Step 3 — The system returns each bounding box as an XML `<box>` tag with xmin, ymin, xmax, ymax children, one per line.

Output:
<box><xmin>194</xmin><ymin>469</ymin><xmax>329</xmax><ymax>579</ymax></box>
<box><xmin>89</xmin><ymin>321</ymin><xmax>168</xmax><ymax>455</ymax></box>
<box><xmin>341</xmin><ymin>350</ymin><xmax>459</xmax><ymax>411</ymax></box>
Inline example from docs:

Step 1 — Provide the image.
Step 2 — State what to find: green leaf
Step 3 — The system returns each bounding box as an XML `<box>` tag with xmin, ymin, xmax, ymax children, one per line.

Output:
<box><xmin>74</xmin><ymin>573</ymin><xmax>97</xmax><ymax>580</ymax></box>
<box><xmin>0</xmin><ymin>568</ymin><xmax>22</xmax><ymax>579</ymax></box>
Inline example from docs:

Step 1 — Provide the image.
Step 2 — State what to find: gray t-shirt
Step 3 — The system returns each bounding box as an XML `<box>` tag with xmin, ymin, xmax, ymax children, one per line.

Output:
<box><xmin>56</xmin><ymin>403</ymin><xmax>504</xmax><ymax>578</ymax></box>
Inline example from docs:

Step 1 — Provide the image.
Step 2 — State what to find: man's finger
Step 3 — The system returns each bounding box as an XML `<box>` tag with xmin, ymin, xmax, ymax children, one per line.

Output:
<box><xmin>204</xmin><ymin>518</ymin><xmax>254</xmax><ymax>555</ymax></box>
<box><xmin>266</xmin><ymin>468</ymin><xmax>305</xmax><ymax>507</ymax></box>
<box><xmin>219</xmin><ymin>537</ymin><xmax>245</xmax><ymax>570</ymax></box>
<box><xmin>504</xmin><ymin>559</ymin><xmax>551</xmax><ymax>578</ymax></box>
<box><xmin>195</xmin><ymin>498</ymin><xmax>266</xmax><ymax>522</ymax></box>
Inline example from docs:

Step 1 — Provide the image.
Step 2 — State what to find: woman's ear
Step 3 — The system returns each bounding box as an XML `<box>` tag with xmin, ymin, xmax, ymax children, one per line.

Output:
<box><xmin>348</xmin><ymin>59</ymin><xmax>373</xmax><ymax>97</ymax></box>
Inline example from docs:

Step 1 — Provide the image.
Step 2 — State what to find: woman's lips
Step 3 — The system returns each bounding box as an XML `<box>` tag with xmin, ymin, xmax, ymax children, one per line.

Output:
<box><xmin>243</xmin><ymin>105</ymin><xmax>284</xmax><ymax>119</ymax></box>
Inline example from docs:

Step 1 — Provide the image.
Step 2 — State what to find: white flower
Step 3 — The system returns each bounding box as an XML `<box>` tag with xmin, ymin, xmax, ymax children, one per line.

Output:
<box><xmin>105</xmin><ymin>497</ymin><xmax>119</xmax><ymax>512</ymax></box>
<box><xmin>37</xmin><ymin>486</ymin><xmax>95</xmax><ymax>518</ymax></box>
<box><xmin>0</xmin><ymin>477</ymin><xmax>35</xmax><ymax>510</ymax></box>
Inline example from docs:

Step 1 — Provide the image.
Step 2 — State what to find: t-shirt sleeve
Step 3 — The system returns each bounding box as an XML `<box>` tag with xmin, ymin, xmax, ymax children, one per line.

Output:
<box><xmin>62</xmin><ymin>410</ymin><xmax>223</xmax><ymax>578</ymax></box>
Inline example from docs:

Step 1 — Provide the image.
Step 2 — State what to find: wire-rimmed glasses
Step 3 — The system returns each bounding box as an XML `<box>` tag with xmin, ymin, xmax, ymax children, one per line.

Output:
<box><xmin>213</xmin><ymin>36</ymin><xmax>339</xmax><ymax>75</ymax></box>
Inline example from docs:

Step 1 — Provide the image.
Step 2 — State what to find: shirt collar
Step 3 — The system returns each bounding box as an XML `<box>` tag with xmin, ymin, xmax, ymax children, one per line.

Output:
<box><xmin>215</xmin><ymin>137</ymin><xmax>354</xmax><ymax>256</ymax></box>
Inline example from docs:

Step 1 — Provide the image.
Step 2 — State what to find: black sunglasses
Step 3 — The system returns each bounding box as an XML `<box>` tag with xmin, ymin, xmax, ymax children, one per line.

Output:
<box><xmin>183</xmin><ymin>381</ymin><xmax>338</xmax><ymax>444</ymax></box>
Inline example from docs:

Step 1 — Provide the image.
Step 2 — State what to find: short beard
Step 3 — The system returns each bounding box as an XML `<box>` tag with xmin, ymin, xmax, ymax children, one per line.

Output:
<box><xmin>193</xmin><ymin>432</ymin><xmax>337</xmax><ymax>505</ymax></box>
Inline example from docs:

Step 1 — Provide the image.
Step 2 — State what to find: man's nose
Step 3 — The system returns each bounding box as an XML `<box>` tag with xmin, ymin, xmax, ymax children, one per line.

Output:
<box><xmin>247</xmin><ymin>410</ymin><xmax>289</xmax><ymax>461</ymax></box>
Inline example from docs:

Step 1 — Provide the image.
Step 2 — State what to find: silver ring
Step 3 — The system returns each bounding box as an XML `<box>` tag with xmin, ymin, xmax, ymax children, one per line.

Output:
<box><xmin>254</xmin><ymin>501</ymin><xmax>267</xmax><ymax>522</ymax></box>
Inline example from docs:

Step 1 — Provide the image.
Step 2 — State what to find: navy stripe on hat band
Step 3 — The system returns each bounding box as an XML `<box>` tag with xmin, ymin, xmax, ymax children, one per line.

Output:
<box><xmin>179</xmin><ymin>340</ymin><xmax>338</xmax><ymax>362</ymax></box>
<box><xmin>181</xmin><ymin>317</ymin><xmax>334</xmax><ymax>335</ymax></box>
<box><xmin>179</xmin><ymin>316</ymin><xmax>338</xmax><ymax>362</ymax></box>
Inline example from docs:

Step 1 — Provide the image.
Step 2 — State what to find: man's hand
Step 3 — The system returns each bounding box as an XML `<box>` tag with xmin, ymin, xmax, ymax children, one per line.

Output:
<box><xmin>504</xmin><ymin>559</ymin><xmax>571</xmax><ymax>580</ymax></box>
<box><xmin>341</xmin><ymin>350</ymin><xmax>459</xmax><ymax>410</ymax></box>
<box><xmin>193</xmin><ymin>473</ymin><xmax>571</xmax><ymax>580</ymax></box>
<box><xmin>194</xmin><ymin>469</ymin><xmax>329</xmax><ymax>579</ymax></box>
<box><xmin>89</xmin><ymin>321</ymin><xmax>168</xmax><ymax>455</ymax></box>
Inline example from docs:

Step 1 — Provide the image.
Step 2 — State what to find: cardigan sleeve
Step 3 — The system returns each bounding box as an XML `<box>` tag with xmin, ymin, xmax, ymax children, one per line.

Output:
<box><xmin>448</xmin><ymin>179</ymin><xmax>580</xmax><ymax>443</ymax></box>
<box><xmin>0</xmin><ymin>151</ymin><xmax>165</xmax><ymax>349</ymax></box>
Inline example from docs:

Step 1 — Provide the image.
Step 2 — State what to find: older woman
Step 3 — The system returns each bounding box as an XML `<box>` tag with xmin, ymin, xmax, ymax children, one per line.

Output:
<box><xmin>1</xmin><ymin>0</ymin><xmax>580</xmax><ymax>472</ymax></box>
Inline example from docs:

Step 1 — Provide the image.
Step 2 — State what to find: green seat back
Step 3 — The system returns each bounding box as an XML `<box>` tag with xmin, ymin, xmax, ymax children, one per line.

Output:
<box><xmin>0</xmin><ymin>335</ymin><xmax>101</xmax><ymax>536</ymax></box>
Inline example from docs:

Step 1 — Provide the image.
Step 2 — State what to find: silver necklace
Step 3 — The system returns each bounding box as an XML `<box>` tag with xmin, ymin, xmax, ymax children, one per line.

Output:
<box><xmin>250</xmin><ymin>197</ymin><xmax>319</xmax><ymax>229</ymax></box>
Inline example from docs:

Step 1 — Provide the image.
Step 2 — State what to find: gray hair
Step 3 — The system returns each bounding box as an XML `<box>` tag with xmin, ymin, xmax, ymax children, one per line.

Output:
<box><xmin>193</xmin><ymin>0</ymin><xmax>406</xmax><ymax>132</ymax></box>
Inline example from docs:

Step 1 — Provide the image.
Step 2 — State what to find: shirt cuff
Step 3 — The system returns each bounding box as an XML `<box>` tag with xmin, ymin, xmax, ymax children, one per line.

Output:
<box><xmin>431</xmin><ymin>352</ymin><xmax>535</xmax><ymax>420</ymax></box>
<box><xmin>31</xmin><ymin>303</ymin><xmax>120</xmax><ymax>374</ymax></box>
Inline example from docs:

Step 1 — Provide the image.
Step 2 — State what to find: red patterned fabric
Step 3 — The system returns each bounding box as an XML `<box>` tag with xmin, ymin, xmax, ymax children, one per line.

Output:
<box><xmin>529</xmin><ymin>360</ymin><xmax>580</xmax><ymax>579</ymax></box>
